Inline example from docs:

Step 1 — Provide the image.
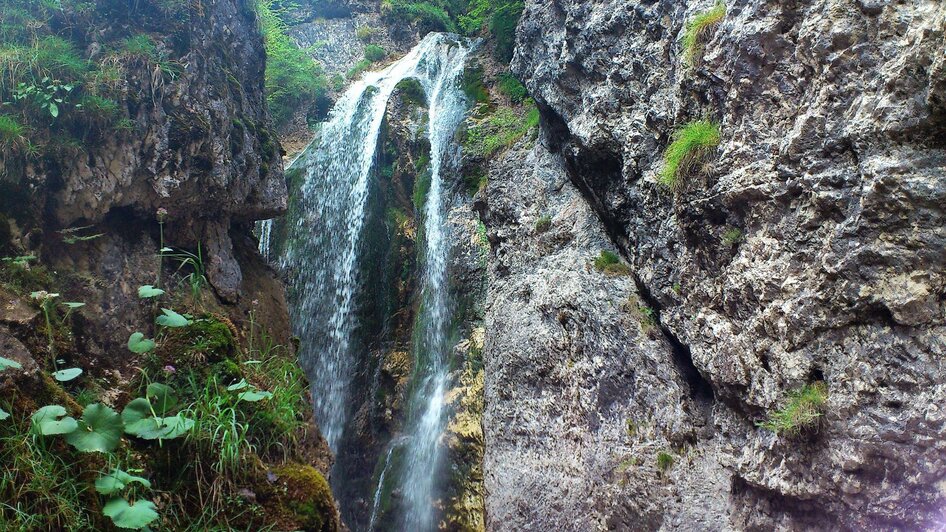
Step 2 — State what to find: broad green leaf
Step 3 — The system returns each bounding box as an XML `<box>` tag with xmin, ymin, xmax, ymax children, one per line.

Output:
<box><xmin>0</xmin><ymin>406</ymin><xmax>9</xmax><ymax>420</ymax></box>
<box><xmin>64</xmin><ymin>403</ymin><xmax>123</xmax><ymax>453</ymax></box>
<box><xmin>52</xmin><ymin>367</ymin><xmax>83</xmax><ymax>382</ymax></box>
<box><xmin>63</xmin><ymin>302</ymin><xmax>85</xmax><ymax>309</ymax></box>
<box><xmin>226</xmin><ymin>379</ymin><xmax>248</xmax><ymax>391</ymax></box>
<box><xmin>158</xmin><ymin>414</ymin><xmax>194</xmax><ymax>439</ymax></box>
<box><xmin>103</xmin><ymin>498</ymin><xmax>159</xmax><ymax>529</ymax></box>
<box><xmin>121</xmin><ymin>398</ymin><xmax>152</xmax><ymax>426</ymax></box>
<box><xmin>48</xmin><ymin>102</ymin><xmax>58</xmax><ymax>117</ymax></box>
<box><xmin>0</xmin><ymin>356</ymin><xmax>23</xmax><ymax>371</ymax></box>
<box><xmin>238</xmin><ymin>390</ymin><xmax>273</xmax><ymax>402</ymax></box>
<box><xmin>145</xmin><ymin>383</ymin><xmax>177</xmax><ymax>415</ymax></box>
<box><xmin>137</xmin><ymin>285</ymin><xmax>165</xmax><ymax>299</ymax></box>
<box><xmin>125</xmin><ymin>414</ymin><xmax>193</xmax><ymax>440</ymax></box>
<box><xmin>95</xmin><ymin>469</ymin><xmax>151</xmax><ymax>495</ymax></box>
<box><xmin>31</xmin><ymin>405</ymin><xmax>78</xmax><ymax>435</ymax></box>
<box><xmin>155</xmin><ymin>308</ymin><xmax>190</xmax><ymax>328</ymax></box>
<box><xmin>127</xmin><ymin>333</ymin><xmax>156</xmax><ymax>354</ymax></box>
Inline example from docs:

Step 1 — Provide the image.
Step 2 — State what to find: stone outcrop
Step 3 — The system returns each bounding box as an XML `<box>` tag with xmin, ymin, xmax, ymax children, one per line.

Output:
<box><xmin>476</xmin><ymin>0</ymin><xmax>946</xmax><ymax>529</ymax></box>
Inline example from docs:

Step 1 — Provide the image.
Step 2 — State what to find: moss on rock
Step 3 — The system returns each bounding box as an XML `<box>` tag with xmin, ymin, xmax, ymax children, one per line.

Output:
<box><xmin>257</xmin><ymin>462</ymin><xmax>340</xmax><ymax>532</ymax></box>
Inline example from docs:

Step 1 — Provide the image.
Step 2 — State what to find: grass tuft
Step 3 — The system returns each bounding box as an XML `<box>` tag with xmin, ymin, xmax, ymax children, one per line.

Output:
<box><xmin>659</xmin><ymin>120</ymin><xmax>720</xmax><ymax>191</ymax></box>
<box><xmin>0</xmin><ymin>115</ymin><xmax>26</xmax><ymax>149</ymax></box>
<box><xmin>759</xmin><ymin>382</ymin><xmax>828</xmax><ymax>436</ymax></box>
<box><xmin>657</xmin><ymin>451</ymin><xmax>674</xmax><ymax>473</ymax></box>
<box><xmin>682</xmin><ymin>2</ymin><xmax>726</xmax><ymax>65</ymax></box>
<box><xmin>593</xmin><ymin>250</ymin><xmax>632</xmax><ymax>276</ymax></box>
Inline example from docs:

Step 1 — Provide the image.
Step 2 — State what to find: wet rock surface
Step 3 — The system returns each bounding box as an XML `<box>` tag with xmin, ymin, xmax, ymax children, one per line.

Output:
<box><xmin>482</xmin><ymin>0</ymin><xmax>946</xmax><ymax>529</ymax></box>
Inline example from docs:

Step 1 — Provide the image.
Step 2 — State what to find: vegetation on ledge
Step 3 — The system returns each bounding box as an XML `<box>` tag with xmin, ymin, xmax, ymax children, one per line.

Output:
<box><xmin>659</xmin><ymin>120</ymin><xmax>721</xmax><ymax>191</ymax></box>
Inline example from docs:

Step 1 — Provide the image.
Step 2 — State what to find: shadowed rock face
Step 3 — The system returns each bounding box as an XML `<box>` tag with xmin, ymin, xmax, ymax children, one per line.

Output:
<box><xmin>15</xmin><ymin>0</ymin><xmax>290</xmax><ymax>375</ymax></box>
<box><xmin>479</xmin><ymin>0</ymin><xmax>946</xmax><ymax>529</ymax></box>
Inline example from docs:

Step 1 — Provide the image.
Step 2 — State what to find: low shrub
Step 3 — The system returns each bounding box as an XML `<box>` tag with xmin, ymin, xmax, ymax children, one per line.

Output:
<box><xmin>659</xmin><ymin>120</ymin><xmax>720</xmax><ymax>191</ymax></box>
<box><xmin>364</xmin><ymin>44</ymin><xmax>387</xmax><ymax>63</ymax></box>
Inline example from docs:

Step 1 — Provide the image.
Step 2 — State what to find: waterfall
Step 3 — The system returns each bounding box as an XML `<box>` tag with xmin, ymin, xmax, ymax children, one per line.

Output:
<box><xmin>275</xmin><ymin>33</ymin><xmax>470</xmax><ymax>530</ymax></box>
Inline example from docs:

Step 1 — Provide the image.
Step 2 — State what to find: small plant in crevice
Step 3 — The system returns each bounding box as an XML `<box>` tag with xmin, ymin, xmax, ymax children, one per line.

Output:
<box><xmin>593</xmin><ymin>250</ymin><xmax>632</xmax><ymax>276</ymax></box>
<box><xmin>721</xmin><ymin>226</ymin><xmax>743</xmax><ymax>246</ymax></box>
<box><xmin>534</xmin><ymin>214</ymin><xmax>552</xmax><ymax>233</ymax></box>
<box><xmin>682</xmin><ymin>1</ymin><xmax>726</xmax><ymax>65</ymax></box>
<box><xmin>758</xmin><ymin>381</ymin><xmax>828</xmax><ymax>436</ymax></box>
<box><xmin>656</xmin><ymin>451</ymin><xmax>674</xmax><ymax>473</ymax></box>
<box><xmin>625</xmin><ymin>419</ymin><xmax>637</xmax><ymax>438</ymax></box>
<box><xmin>659</xmin><ymin>120</ymin><xmax>720</xmax><ymax>191</ymax></box>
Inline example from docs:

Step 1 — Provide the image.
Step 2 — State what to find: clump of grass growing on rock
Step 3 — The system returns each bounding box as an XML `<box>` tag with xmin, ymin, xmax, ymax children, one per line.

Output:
<box><xmin>682</xmin><ymin>1</ymin><xmax>726</xmax><ymax>65</ymax></box>
<box><xmin>593</xmin><ymin>250</ymin><xmax>632</xmax><ymax>276</ymax></box>
<box><xmin>364</xmin><ymin>44</ymin><xmax>387</xmax><ymax>63</ymax></box>
<box><xmin>534</xmin><ymin>215</ymin><xmax>551</xmax><ymax>233</ymax></box>
<box><xmin>721</xmin><ymin>227</ymin><xmax>743</xmax><ymax>246</ymax></box>
<box><xmin>0</xmin><ymin>114</ymin><xmax>26</xmax><ymax>149</ymax></box>
<box><xmin>659</xmin><ymin>120</ymin><xmax>720</xmax><ymax>191</ymax></box>
<box><xmin>657</xmin><ymin>451</ymin><xmax>674</xmax><ymax>473</ymax></box>
<box><xmin>759</xmin><ymin>382</ymin><xmax>828</xmax><ymax>436</ymax></box>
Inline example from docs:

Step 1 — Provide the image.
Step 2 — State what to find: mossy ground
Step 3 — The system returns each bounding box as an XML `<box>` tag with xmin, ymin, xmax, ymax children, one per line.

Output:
<box><xmin>0</xmin><ymin>279</ymin><xmax>338</xmax><ymax>530</ymax></box>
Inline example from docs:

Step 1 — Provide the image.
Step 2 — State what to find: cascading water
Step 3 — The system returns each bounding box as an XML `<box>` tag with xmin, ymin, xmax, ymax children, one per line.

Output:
<box><xmin>273</xmin><ymin>33</ymin><xmax>470</xmax><ymax>530</ymax></box>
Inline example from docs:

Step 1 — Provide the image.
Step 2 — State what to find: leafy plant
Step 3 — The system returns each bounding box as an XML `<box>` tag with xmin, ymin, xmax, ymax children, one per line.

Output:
<box><xmin>497</xmin><ymin>72</ymin><xmax>528</xmax><ymax>103</ymax></box>
<box><xmin>10</xmin><ymin>78</ymin><xmax>75</xmax><ymax>118</ymax></box>
<box><xmin>95</xmin><ymin>468</ymin><xmax>151</xmax><ymax>495</ymax></box>
<box><xmin>137</xmin><ymin>285</ymin><xmax>164</xmax><ymax>299</ymax></box>
<box><xmin>102</xmin><ymin>498</ymin><xmax>159</xmax><ymax>530</ymax></box>
<box><xmin>156</xmin><ymin>308</ymin><xmax>191</xmax><ymax>328</ymax></box>
<box><xmin>127</xmin><ymin>332</ymin><xmax>156</xmax><ymax>354</ymax></box>
<box><xmin>593</xmin><ymin>250</ymin><xmax>632</xmax><ymax>276</ymax></box>
<box><xmin>162</xmin><ymin>245</ymin><xmax>207</xmax><ymax>303</ymax></box>
<box><xmin>534</xmin><ymin>214</ymin><xmax>552</xmax><ymax>233</ymax></box>
<box><xmin>52</xmin><ymin>367</ymin><xmax>83</xmax><ymax>382</ymax></box>
<box><xmin>658</xmin><ymin>120</ymin><xmax>720</xmax><ymax>191</ymax></box>
<box><xmin>63</xmin><ymin>403</ymin><xmax>123</xmax><ymax>453</ymax></box>
<box><xmin>31</xmin><ymin>405</ymin><xmax>78</xmax><ymax>436</ymax></box>
<box><xmin>758</xmin><ymin>382</ymin><xmax>828</xmax><ymax>436</ymax></box>
<box><xmin>682</xmin><ymin>2</ymin><xmax>726</xmax><ymax>65</ymax></box>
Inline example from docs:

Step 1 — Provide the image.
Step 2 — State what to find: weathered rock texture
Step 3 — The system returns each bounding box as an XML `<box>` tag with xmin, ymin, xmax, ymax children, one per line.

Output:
<box><xmin>480</xmin><ymin>0</ymin><xmax>946</xmax><ymax>530</ymax></box>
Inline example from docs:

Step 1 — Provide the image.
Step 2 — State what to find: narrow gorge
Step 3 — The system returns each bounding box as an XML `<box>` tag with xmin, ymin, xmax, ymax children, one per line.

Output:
<box><xmin>0</xmin><ymin>0</ymin><xmax>944</xmax><ymax>531</ymax></box>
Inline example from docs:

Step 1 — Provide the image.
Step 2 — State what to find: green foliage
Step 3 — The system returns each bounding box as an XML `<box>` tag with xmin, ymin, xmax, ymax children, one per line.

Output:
<box><xmin>95</xmin><ymin>468</ymin><xmax>151</xmax><ymax>495</ymax></box>
<box><xmin>682</xmin><ymin>2</ymin><xmax>726</xmax><ymax>65</ymax></box>
<box><xmin>534</xmin><ymin>214</ymin><xmax>551</xmax><ymax>233</ymax></box>
<box><xmin>395</xmin><ymin>78</ymin><xmax>427</xmax><ymax>107</ymax></box>
<box><xmin>659</xmin><ymin>120</ymin><xmax>720</xmax><ymax>191</ymax></box>
<box><xmin>156</xmin><ymin>308</ymin><xmax>191</xmax><ymax>328</ymax></box>
<box><xmin>464</xmin><ymin>99</ymin><xmax>539</xmax><ymax>158</ymax></box>
<box><xmin>593</xmin><ymin>250</ymin><xmax>632</xmax><ymax>275</ymax></box>
<box><xmin>462</xmin><ymin>65</ymin><xmax>489</xmax><ymax>105</ymax></box>
<box><xmin>490</xmin><ymin>2</ymin><xmax>523</xmax><ymax>63</ymax></box>
<box><xmin>102</xmin><ymin>498</ymin><xmax>159</xmax><ymax>530</ymax></box>
<box><xmin>0</xmin><ymin>114</ymin><xmax>26</xmax><ymax>149</ymax></box>
<box><xmin>459</xmin><ymin>0</ymin><xmax>524</xmax><ymax>63</ymax></box>
<box><xmin>258</xmin><ymin>0</ymin><xmax>328</xmax><ymax>128</ymax></box>
<box><xmin>497</xmin><ymin>72</ymin><xmax>527</xmax><ymax>103</ymax></box>
<box><xmin>63</xmin><ymin>403</ymin><xmax>123</xmax><ymax>453</ymax></box>
<box><xmin>346</xmin><ymin>58</ymin><xmax>374</xmax><ymax>80</ymax></box>
<box><xmin>759</xmin><ymin>382</ymin><xmax>828</xmax><ymax>436</ymax></box>
<box><xmin>137</xmin><ymin>285</ymin><xmax>165</xmax><ymax>299</ymax></box>
<box><xmin>722</xmin><ymin>227</ymin><xmax>743</xmax><ymax>246</ymax></box>
<box><xmin>52</xmin><ymin>367</ymin><xmax>83</xmax><ymax>382</ymax></box>
<box><xmin>356</xmin><ymin>26</ymin><xmax>382</xmax><ymax>42</ymax></box>
<box><xmin>127</xmin><ymin>332</ymin><xmax>157</xmax><ymax>354</ymax></box>
<box><xmin>364</xmin><ymin>44</ymin><xmax>387</xmax><ymax>62</ymax></box>
<box><xmin>413</xmin><ymin>160</ymin><xmax>432</xmax><ymax>212</ymax></box>
<box><xmin>657</xmin><ymin>451</ymin><xmax>674</xmax><ymax>472</ymax></box>
<box><xmin>383</xmin><ymin>0</ymin><xmax>458</xmax><ymax>33</ymax></box>
<box><xmin>31</xmin><ymin>405</ymin><xmax>78</xmax><ymax>436</ymax></box>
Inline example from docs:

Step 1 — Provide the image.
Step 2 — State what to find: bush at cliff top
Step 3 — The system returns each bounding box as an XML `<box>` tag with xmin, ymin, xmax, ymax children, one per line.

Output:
<box><xmin>659</xmin><ymin>120</ymin><xmax>720</xmax><ymax>191</ymax></box>
<box><xmin>382</xmin><ymin>0</ymin><xmax>458</xmax><ymax>33</ymax></box>
<box><xmin>258</xmin><ymin>0</ymin><xmax>328</xmax><ymax>128</ymax></box>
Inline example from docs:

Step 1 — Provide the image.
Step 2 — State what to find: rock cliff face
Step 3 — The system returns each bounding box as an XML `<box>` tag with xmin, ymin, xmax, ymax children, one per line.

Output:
<box><xmin>479</xmin><ymin>0</ymin><xmax>946</xmax><ymax>529</ymax></box>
